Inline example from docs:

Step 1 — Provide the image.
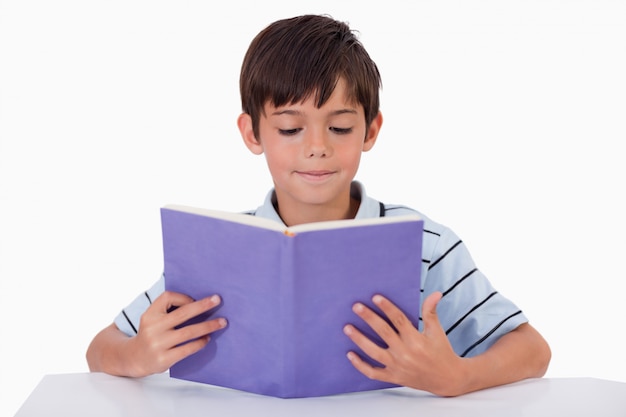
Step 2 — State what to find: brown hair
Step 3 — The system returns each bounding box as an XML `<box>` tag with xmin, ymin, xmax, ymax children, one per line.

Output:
<box><xmin>240</xmin><ymin>14</ymin><xmax>382</xmax><ymax>139</ymax></box>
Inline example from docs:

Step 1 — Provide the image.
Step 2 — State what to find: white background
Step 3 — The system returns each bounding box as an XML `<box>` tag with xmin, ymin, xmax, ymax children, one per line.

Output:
<box><xmin>1</xmin><ymin>0</ymin><xmax>625</xmax><ymax>415</ymax></box>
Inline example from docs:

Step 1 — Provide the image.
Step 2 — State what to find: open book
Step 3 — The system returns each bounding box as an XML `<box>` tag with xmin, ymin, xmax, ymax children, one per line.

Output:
<box><xmin>161</xmin><ymin>204</ymin><xmax>423</xmax><ymax>398</ymax></box>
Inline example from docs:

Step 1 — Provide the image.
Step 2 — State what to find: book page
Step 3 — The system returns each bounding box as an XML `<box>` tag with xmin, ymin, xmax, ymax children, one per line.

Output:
<box><xmin>163</xmin><ymin>204</ymin><xmax>286</xmax><ymax>232</ymax></box>
<box><xmin>288</xmin><ymin>214</ymin><xmax>422</xmax><ymax>234</ymax></box>
<box><xmin>163</xmin><ymin>204</ymin><xmax>421</xmax><ymax>235</ymax></box>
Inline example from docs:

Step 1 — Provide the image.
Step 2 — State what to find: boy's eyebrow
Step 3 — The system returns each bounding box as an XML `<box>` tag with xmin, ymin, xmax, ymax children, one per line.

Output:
<box><xmin>271</xmin><ymin>109</ymin><xmax>358</xmax><ymax>116</ymax></box>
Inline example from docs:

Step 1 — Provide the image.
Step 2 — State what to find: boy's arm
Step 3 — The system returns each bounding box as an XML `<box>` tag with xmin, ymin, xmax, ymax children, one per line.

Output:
<box><xmin>344</xmin><ymin>292</ymin><xmax>551</xmax><ymax>397</ymax></box>
<box><xmin>86</xmin><ymin>291</ymin><xmax>227</xmax><ymax>377</ymax></box>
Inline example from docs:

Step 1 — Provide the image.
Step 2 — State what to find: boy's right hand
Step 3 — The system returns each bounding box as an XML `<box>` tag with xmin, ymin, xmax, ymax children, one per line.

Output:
<box><xmin>86</xmin><ymin>291</ymin><xmax>226</xmax><ymax>377</ymax></box>
<box><xmin>127</xmin><ymin>291</ymin><xmax>227</xmax><ymax>377</ymax></box>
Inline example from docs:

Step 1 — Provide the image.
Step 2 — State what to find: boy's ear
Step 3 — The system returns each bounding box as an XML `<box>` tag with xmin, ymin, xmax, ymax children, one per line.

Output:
<box><xmin>363</xmin><ymin>111</ymin><xmax>383</xmax><ymax>152</ymax></box>
<box><xmin>238</xmin><ymin>113</ymin><xmax>264</xmax><ymax>155</ymax></box>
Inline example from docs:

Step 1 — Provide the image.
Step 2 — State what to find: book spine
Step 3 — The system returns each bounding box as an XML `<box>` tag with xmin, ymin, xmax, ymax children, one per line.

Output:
<box><xmin>280</xmin><ymin>235</ymin><xmax>297</xmax><ymax>398</ymax></box>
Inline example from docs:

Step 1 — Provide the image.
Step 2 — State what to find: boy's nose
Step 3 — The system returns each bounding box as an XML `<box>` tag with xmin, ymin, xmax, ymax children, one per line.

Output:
<box><xmin>304</xmin><ymin>131</ymin><xmax>329</xmax><ymax>158</ymax></box>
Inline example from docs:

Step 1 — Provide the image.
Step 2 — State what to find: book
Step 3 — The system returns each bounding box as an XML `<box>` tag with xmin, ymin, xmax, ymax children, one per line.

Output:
<box><xmin>160</xmin><ymin>204</ymin><xmax>424</xmax><ymax>398</ymax></box>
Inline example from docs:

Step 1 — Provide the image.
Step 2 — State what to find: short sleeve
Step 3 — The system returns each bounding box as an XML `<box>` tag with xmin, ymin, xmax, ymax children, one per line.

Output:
<box><xmin>421</xmin><ymin>225</ymin><xmax>528</xmax><ymax>357</ymax></box>
<box><xmin>114</xmin><ymin>275</ymin><xmax>165</xmax><ymax>336</ymax></box>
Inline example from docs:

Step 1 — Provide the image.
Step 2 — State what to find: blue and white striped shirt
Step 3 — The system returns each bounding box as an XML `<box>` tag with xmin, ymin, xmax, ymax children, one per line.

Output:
<box><xmin>115</xmin><ymin>182</ymin><xmax>527</xmax><ymax>358</ymax></box>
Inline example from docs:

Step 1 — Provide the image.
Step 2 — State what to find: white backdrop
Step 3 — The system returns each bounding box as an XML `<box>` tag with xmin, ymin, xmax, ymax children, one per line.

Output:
<box><xmin>1</xmin><ymin>0</ymin><xmax>625</xmax><ymax>415</ymax></box>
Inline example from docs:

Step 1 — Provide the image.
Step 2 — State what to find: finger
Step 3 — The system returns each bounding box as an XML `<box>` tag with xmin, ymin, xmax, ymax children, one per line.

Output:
<box><xmin>343</xmin><ymin>322</ymin><xmax>389</xmax><ymax>366</ymax></box>
<box><xmin>345</xmin><ymin>351</ymin><xmax>391</xmax><ymax>383</ymax></box>
<box><xmin>166</xmin><ymin>294</ymin><xmax>222</xmax><ymax>327</ymax></box>
<box><xmin>153</xmin><ymin>291</ymin><xmax>196</xmax><ymax>313</ymax></box>
<box><xmin>351</xmin><ymin>302</ymin><xmax>400</xmax><ymax>348</ymax></box>
<box><xmin>165</xmin><ymin>335</ymin><xmax>212</xmax><ymax>368</ymax></box>
<box><xmin>421</xmin><ymin>291</ymin><xmax>444</xmax><ymax>336</ymax></box>
<box><xmin>139</xmin><ymin>291</ymin><xmax>199</xmax><ymax>334</ymax></box>
<box><xmin>170</xmin><ymin>317</ymin><xmax>227</xmax><ymax>348</ymax></box>
<box><xmin>371</xmin><ymin>294</ymin><xmax>415</xmax><ymax>334</ymax></box>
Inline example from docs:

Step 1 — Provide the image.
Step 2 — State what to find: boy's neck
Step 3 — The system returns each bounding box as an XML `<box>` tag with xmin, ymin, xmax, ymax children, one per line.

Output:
<box><xmin>274</xmin><ymin>197</ymin><xmax>360</xmax><ymax>227</ymax></box>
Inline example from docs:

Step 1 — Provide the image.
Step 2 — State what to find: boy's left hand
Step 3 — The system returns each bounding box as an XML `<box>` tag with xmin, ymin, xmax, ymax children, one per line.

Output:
<box><xmin>343</xmin><ymin>291</ymin><xmax>468</xmax><ymax>397</ymax></box>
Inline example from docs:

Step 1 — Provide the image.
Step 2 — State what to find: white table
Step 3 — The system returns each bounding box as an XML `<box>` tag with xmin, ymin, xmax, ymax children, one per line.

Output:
<box><xmin>14</xmin><ymin>372</ymin><xmax>626</xmax><ymax>417</ymax></box>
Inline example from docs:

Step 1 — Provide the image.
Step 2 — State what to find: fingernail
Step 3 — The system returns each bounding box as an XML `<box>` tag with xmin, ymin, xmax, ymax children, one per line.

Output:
<box><xmin>210</xmin><ymin>295</ymin><xmax>221</xmax><ymax>304</ymax></box>
<box><xmin>353</xmin><ymin>303</ymin><xmax>364</xmax><ymax>313</ymax></box>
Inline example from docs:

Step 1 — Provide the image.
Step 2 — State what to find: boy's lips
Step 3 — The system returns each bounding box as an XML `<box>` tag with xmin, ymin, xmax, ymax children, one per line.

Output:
<box><xmin>295</xmin><ymin>170</ymin><xmax>336</xmax><ymax>181</ymax></box>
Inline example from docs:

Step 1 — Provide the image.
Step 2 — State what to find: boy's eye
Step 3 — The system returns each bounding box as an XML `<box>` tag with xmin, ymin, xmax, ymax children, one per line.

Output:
<box><xmin>278</xmin><ymin>128</ymin><xmax>301</xmax><ymax>136</ymax></box>
<box><xmin>330</xmin><ymin>127</ymin><xmax>353</xmax><ymax>135</ymax></box>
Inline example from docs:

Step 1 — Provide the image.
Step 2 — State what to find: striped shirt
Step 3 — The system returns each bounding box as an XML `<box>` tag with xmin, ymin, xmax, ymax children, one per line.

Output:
<box><xmin>115</xmin><ymin>181</ymin><xmax>527</xmax><ymax>358</ymax></box>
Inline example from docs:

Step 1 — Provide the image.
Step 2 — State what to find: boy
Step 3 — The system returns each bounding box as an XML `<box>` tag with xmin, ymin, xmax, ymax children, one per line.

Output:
<box><xmin>86</xmin><ymin>14</ymin><xmax>550</xmax><ymax>397</ymax></box>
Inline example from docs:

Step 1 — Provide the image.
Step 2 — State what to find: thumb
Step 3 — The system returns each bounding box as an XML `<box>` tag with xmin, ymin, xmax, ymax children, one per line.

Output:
<box><xmin>421</xmin><ymin>291</ymin><xmax>443</xmax><ymax>335</ymax></box>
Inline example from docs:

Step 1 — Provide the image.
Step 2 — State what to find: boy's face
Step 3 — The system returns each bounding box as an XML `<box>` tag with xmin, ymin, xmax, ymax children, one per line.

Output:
<box><xmin>239</xmin><ymin>78</ymin><xmax>382</xmax><ymax>225</ymax></box>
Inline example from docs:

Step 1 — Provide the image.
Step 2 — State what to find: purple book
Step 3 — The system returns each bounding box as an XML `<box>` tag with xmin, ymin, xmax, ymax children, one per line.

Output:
<box><xmin>161</xmin><ymin>205</ymin><xmax>423</xmax><ymax>398</ymax></box>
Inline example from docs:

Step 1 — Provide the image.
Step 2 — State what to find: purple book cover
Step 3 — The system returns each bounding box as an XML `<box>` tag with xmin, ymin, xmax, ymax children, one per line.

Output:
<box><xmin>161</xmin><ymin>207</ymin><xmax>423</xmax><ymax>398</ymax></box>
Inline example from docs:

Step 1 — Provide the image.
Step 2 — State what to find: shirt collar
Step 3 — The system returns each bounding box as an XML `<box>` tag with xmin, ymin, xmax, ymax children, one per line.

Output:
<box><xmin>254</xmin><ymin>181</ymin><xmax>381</xmax><ymax>225</ymax></box>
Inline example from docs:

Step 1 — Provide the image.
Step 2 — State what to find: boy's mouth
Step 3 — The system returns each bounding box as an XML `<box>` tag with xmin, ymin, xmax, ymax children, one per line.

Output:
<box><xmin>295</xmin><ymin>170</ymin><xmax>336</xmax><ymax>182</ymax></box>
